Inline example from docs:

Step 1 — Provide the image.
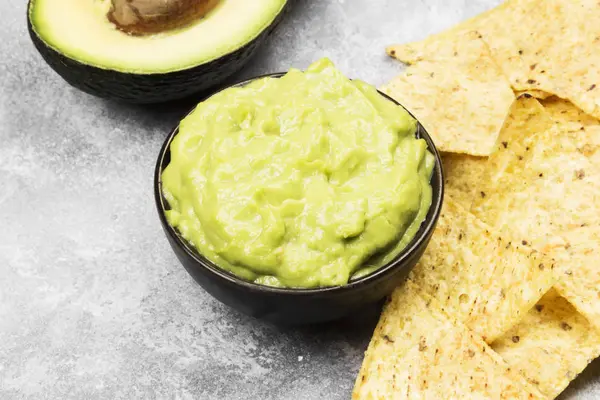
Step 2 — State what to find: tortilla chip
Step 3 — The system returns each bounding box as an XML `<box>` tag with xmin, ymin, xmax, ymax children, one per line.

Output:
<box><xmin>353</xmin><ymin>280</ymin><xmax>544</xmax><ymax>400</ymax></box>
<box><xmin>387</xmin><ymin>0</ymin><xmax>600</xmax><ymax>119</ymax></box>
<box><xmin>438</xmin><ymin>95</ymin><xmax>543</xmax><ymax>208</ymax></box>
<box><xmin>491</xmin><ymin>289</ymin><xmax>600</xmax><ymax>399</ymax></box>
<box><xmin>470</xmin><ymin>95</ymin><xmax>600</xmax><ymax>251</ymax></box>
<box><xmin>381</xmin><ymin>31</ymin><xmax>514</xmax><ymax>156</ymax></box>
<box><xmin>539</xmin><ymin>99</ymin><xmax>600</xmax><ymax>326</ymax></box>
<box><xmin>397</xmin><ymin>326</ymin><xmax>544</xmax><ymax>399</ymax></box>
<box><xmin>542</xmin><ymin>96</ymin><xmax>600</xmax><ymax>133</ymax></box>
<box><xmin>498</xmin><ymin>0</ymin><xmax>600</xmax><ymax>119</ymax></box>
<box><xmin>385</xmin><ymin>1</ymin><xmax>514</xmax><ymax>65</ymax></box>
<box><xmin>552</xmin><ymin>225</ymin><xmax>600</xmax><ymax>332</ymax></box>
<box><xmin>387</xmin><ymin>0</ymin><xmax>533</xmax><ymax>85</ymax></box>
<box><xmin>441</xmin><ymin>153</ymin><xmax>488</xmax><ymax>209</ymax></box>
<box><xmin>410</xmin><ymin>197</ymin><xmax>556</xmax><ymax>343</ymax></box>
<box><xmin>352</xmin><ymin>280</ymin><xmax>454</xmax><ymax>399</ymax></box>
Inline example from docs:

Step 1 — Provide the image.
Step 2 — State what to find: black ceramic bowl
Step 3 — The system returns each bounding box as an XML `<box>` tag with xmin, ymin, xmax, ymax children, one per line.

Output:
<box><xmin>154</xmin><ymin>73</ymin><xmax>444</xmax><ymax>325</ymax></box>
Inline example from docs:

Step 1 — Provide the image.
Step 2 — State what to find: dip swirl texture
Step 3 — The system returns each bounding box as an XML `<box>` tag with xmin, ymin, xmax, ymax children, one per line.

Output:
<box><xmin>162</xmin><ymin>58</ymin><xmax>434</xmax><ymax>288</ymax></box>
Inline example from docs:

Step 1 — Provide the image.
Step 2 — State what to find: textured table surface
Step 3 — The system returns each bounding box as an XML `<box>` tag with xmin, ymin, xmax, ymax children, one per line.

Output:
<box><xmin>1</xmin><ymin>0</ymin><xmax>599</xmax><ymax>399</ymax></box>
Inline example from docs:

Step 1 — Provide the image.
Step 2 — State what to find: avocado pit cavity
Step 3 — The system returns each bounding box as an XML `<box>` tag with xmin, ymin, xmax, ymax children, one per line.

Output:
<box><xmin>108</xmin><ymin>0</ymin><xmax>220</xmax><ymax>35</ymax></box>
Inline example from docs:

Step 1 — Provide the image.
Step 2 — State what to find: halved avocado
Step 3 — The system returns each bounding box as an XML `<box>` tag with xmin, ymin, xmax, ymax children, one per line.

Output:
<box><xmin>27</xmin><ymin>0</ymin><xmax>290</xmax><ymax>103</ymax></box>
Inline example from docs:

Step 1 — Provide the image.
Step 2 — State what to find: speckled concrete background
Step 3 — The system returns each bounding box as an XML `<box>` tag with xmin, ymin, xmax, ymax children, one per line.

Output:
<box><xmin>1</xmin><ymin>0</ymin><xmax>598</xmax><ymax>399</ymax></box>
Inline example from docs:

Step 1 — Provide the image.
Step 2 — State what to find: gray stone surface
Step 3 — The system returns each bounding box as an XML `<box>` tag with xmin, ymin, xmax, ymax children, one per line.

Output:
<box><xmin>1</xmin><ymin>0</ymin><xmax>598</xmax><ymax>398</ymax></box>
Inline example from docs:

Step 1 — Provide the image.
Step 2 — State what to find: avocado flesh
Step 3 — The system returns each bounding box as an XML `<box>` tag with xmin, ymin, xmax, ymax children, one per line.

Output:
<box><xmin>29</xmin><ymin>0</ymin><xmax>287</xmax><ymax>74</ymax></box>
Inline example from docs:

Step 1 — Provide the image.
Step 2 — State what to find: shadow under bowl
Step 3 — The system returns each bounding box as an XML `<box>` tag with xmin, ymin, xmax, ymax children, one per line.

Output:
<box><xmin>154</xmin><ymin>73</ymin><xmax>445</xmax><ymax>325</ymax></box>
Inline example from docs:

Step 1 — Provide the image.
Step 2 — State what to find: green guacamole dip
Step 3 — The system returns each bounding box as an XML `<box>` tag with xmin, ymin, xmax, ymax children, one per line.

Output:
<box><xmin>162</xmin><ymin>58</ymin><xmax>434</xmax><ymax>288</ymax></box>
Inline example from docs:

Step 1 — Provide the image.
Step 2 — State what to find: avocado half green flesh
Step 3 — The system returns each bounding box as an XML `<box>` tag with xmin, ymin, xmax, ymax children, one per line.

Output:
<box><xmin>28</xmin><ymin>0</ymin><xmax>290</xmax><ymax>104</ymax></box>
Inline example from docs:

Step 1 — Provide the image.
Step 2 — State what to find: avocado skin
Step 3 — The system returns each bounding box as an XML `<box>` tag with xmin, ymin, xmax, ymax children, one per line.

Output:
<box><xmin>27</xmin><ymin>1</ymin><xmax>291</xmax><ymax>104</ymax></box>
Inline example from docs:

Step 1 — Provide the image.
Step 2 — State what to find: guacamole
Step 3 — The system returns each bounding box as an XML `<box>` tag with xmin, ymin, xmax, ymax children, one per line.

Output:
<box><xmin>162</xmin><ymin>58</ymin><xmax>434</xmax><ymax>288</ymax></box>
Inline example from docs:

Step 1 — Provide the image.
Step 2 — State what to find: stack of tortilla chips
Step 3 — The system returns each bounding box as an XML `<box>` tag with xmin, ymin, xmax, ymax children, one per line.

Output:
<box><xmin>354</xmin><ymin>0</ymin><xmax>600</xmax><ymax>398</ymax></box>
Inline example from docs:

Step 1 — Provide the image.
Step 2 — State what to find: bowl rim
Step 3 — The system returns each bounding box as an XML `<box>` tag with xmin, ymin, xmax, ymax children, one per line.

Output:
<box><xmin>154</xmin><ymin>72</ymin><xmax>445</xmax><ymax>295</ymax></box>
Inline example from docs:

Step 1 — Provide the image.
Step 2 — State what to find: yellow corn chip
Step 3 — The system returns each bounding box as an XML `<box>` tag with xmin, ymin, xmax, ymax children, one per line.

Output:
<box><xmin>552</xmin><ymin>225</ymin><xmax>600</xmax><ymax>332</ymax></box>
<box><xmin>385</xmin><ymin>1</ymin><xmax>515</xmax><ymax>65</ymax></box>
<box><xmin>542</xmin><ymin>96</ymin><xmax>600</xmax><ymax>134</ymax></box>
<box><xmin>492</xmin><ymin>289</ymin><xmax>600</xmax><ymax>399</ymax></box>
<box><xmin>396</xmin><ymin>326</ymin><xmax>544</xmax><ymax>400</ymax></box>
<box><xmin>388</xmin><ymin>0</ymin><xmax>600</xmax><ymax>118</ymax></box>
<box><xmin>353</xmin><ymin>280</ymin><xmax>544</xmax><ymax>400</ymax></box>
<box><xmin>470</xmin><ymin>96</ymin><xmax>600</xmax><ymax>250</ymax></box>
<box><xmin>353</xmin><ymin>280</ymin><xmax>454</xmax><ymax>399</ymax></box>
<box><xmin>442</xmin><ymin>152</ymin><xmax>487</xmax><ymax>209</ymax></box>
<box><xmin>410</xmin><ymin>197</ymin><xmax>555</xmax><ymax>343</ymax></box>
<box><xmin>498</xmin><ymin>0</ymin><xmax>600</xmax><ymax>119</ymax></box>
<box><xmin>381</xmin><ymin>31</ymin><xmax>514</xmax><ymax>156</ymax></box>
<box><xmin>387</xmin><ymin>0</ymin><xmax>533</xmax><ymax>86</ymax></box>
<box><xmin>526</xmin><ymin>98</ymin><xmax>600</xmax><ymax>331</ymax></box>
<box><xmin>440</xmin><ymin>94</ymin><xmax>555</xmax><ymax>212</ymax></box>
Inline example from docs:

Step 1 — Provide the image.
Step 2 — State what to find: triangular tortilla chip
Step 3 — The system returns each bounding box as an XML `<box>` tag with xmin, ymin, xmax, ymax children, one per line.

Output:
<box><xmin>542</xmin><ymin>96</ymin><xmax>600</xmax><ymax>133</ymax></box>
<box><xmin>440</xmin><ymin>95</ymin><xmax>553</xmax><ymax>243</ymax></box>
<box><xmin>409</xmin><ymin>198</ymin><xmax>556</xmax><ymax>343</ymax></box>
<box><xmin>386</xmin><ymin>0</ymin><xmax>533</xmax><ymax>86</ymax></box>
<box><xmin>353</xmin><ymin>280</ymin><xmax>544</xmax><ymax>400</ymax></box>
<box><xmin>352</xmin><ymin>280</ymin><xmax>455</xmax><ymax>399</ymax></box>
<box><xmin>381</xmin><ymin>31</ymin><xmax>514</xmax><ymax>156</ymax></box>
<box><xmin>440</xmin><ymin>94</ymin><xmax>600</xmax><ymax>342</ymax></box>
<box><xmin>441</xmin><ymin>152</ymin><xmax>487</xmax><ymax>208</ymax></box>
<box><xmin>530</xmin><ymin>98</ymin><xmax>600</xmax><ymax>331</ymax></box>
<box><xmin>439</xmin><ymin>94</ymin><xmax>551</xmax><ymax>210</ymax></box>
<box><xmin>470</xmin><ymin>96</ymin><xmax>600</xmax><ymax>250</ymax></box>
<box><xmin>491</xmin><ymin>289</ymin><xmax>600</xmax><ymax>399</ymax></box>
<box><xmin>385</xmin><ymin>0</ymin><xmax>515</xmax><ymax>66</ymax></box>
<box><xmin>387</xmin><ymin>0</ymin><xmax>600</xmax><ymax>119</ymax></box>
<box><xmin>552</xmin><ymin>225</ymin><xmax>600</xmax><ymax>333</ymax></box>
<box><xmin>494</xmin><ymin>0</ymin><xmax>600</xmax><ymax>119</ymax></box>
